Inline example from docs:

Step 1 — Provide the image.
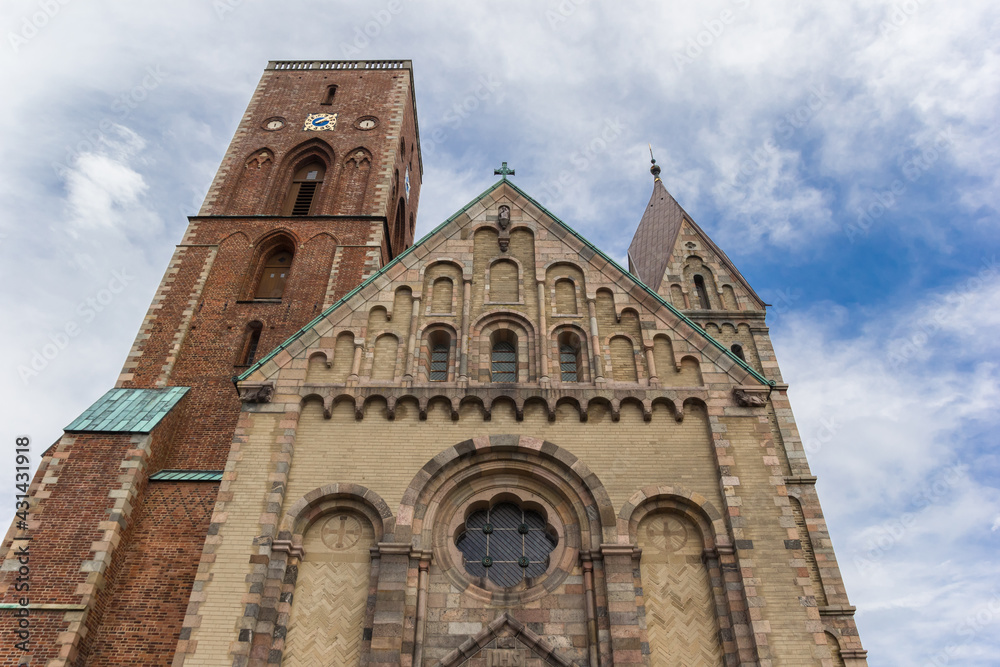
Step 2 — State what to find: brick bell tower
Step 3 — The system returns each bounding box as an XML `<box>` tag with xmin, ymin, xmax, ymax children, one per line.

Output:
<box><xmin>0</xmin><ymin>60</ymin><xmax>422</xmax><ymax>666</ymax></box>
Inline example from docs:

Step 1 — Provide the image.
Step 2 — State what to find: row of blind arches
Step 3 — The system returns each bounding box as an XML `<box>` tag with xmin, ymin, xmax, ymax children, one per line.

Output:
<box><xmin>244</xmin><ymin>324</ymin><xmax>745</xmax><ymax>376</ymax></box>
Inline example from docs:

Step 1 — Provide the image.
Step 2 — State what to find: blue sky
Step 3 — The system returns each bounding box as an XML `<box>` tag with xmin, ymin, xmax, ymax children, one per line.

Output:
<box><xmin>1</xmin><ymin>1</ymin><xmax>998</xmax><ymax>663</ymax></box>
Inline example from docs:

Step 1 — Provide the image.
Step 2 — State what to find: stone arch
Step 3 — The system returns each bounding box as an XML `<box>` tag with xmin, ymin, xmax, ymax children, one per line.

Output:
<box><xmin>551</xmin><ymin>323</ymin><xmax>591</xmax><ymax>383</ymax></box>
<box><xmin>608</xmin><ymin>334</ymin><xmax>639</xmax><ymax>382</ymax></box>
<box><xmin>396</xmin><ymin>435</ymin><xmax>617</xmax><ymax>548</ymax></box>
<box><xmin>416</xmin><ymin>321</ymin><xmax>459</xmax><ymax>382</ymax></box>
<box><xmin>241</xmin><ymin>230</ymin><xmax>298</xmax><ymax>300</ymax></box>
<box><xmin>619</xmin><ymin>486</ymin><xmax>727</xmax><ymax>546</ymax></box>
<box><xmin>279</xmin><ymin>483</ymin><xmax>393</xmax><ymax>545</ymax></box>
<box><xmin>304</xmin><ymin>230</ymin><xmax>340</xmax><ymax>246</ymax></box>
<box><xmin>369</xmin><ymin>332</ymin><xmax>399</xmax><ymax>381</ymax></box>
<box><xmin>622</xmin><ymin>488</ymin><xmax>730</xmax><ymax>667</ymax></box>
<box><xmin>277</xmin><ymin>484</ymin><xmax>389</xmax><ymax>667</ymax></box>
<box><xmin>265</xmin><ymin>138</ymin><xmax>336</xmax><ymax>214</ymax></box>
<box><xmin>474</xmin><ymin>311</ymin><xmax>537</xmax><ymax>383</ymax></box>
<box><xmin>821</xmin><ymin>630</ymin><xmax>847</xmax><ymax>666</ymax></box>
<box><xmin>679</xmin><ymin>355</ymin><xmax>705</xmax><ymax>385</ymax></box>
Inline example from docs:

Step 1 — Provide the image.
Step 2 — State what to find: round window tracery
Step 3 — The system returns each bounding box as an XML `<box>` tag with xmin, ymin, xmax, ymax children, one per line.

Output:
<box><xmin>455</xmin><ymin>502</ymin><xmax>557</xmax><ymax>588</ymax></box>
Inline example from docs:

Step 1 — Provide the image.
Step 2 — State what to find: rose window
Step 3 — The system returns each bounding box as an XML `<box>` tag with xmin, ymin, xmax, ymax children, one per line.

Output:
<box><xmin>455</xmin><ymin>502</ymin><xmax>557</xmax><ymax>588</ymax></box>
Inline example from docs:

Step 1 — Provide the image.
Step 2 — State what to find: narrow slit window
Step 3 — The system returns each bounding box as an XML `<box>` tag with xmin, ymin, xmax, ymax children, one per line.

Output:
<box><xmin>559</xmin><ymin>343</ymin><xmax>578</xmax><ymax>382</ymax></box>
<box><xmin>321</xmin><ymin>85</ymin><xmax>337</xmax><ymax>105</ymax></box>
<box><xmin>430</xmin><ymin>339</ymin><xmax>449</xmax><ymax>381</ymax></box>
<box><xmin>731</xmin><ymin>343</ymin><xmax>746</xmax><ymax>361</ymax></box>
<box><xmin>491</xmin><ymin>340</ymin><xmax>517</xmax><ymax>382</ymax></box>
<box><xmin>694</xmin><ymin>274</ymin><xmax>711</xmax><ymax>309</ymax></box>
<box><xmin>240</xmin><ymin>322</ymin><xmax>263</xmax><ymax>366</ymax></box>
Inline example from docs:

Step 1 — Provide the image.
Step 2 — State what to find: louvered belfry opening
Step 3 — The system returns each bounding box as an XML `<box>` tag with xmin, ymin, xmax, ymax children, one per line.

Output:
<box><xmin>283</xmin><ymin>161</ymin><xmax>325</xmax><ymax>216</ymax></box>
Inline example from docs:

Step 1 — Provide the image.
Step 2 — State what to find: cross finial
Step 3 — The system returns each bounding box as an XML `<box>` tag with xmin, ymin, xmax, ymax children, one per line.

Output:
<box><xmin>494</xmin><ymin>161</ymin><xmax>515</xmax><ymax>180</ymax></box>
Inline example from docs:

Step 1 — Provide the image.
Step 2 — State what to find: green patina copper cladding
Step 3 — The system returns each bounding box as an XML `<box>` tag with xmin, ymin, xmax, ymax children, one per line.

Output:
<box><xmin>237</xmin><ymin>179</ymin><xmax>773</xmax><ymax>386</ymax></box>
<box><xmin>65</xmin><ymin>387</ymin><xmax>190</xmax><ymax>433</ymax></box>
<box><xmin>149</xmin><ymin>470</ymin><xmax>223</xmax><ymax>482</ymax></box>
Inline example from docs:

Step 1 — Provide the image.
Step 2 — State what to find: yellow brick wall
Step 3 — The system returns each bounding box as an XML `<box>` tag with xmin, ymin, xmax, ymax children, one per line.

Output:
<box><xmin>610</xmin><ymin>336</ymin><xmax>638</xmax><ymax>382</ymax></box>
<box><xmin>791</xmin><ymin>496</ymin><xmax>826</xmax><ymax>606</ymax></box>
<box><xmin>490</xmin><ymin>260</ymin><xmax>519</xmax><ymax>302</ymax></box>
<box><xmin>430</xmin><ymin>277</ymin><xmax>454</xmax><ymax>314</ymax></box>
<box><xmin>286</xmin><ymin>399</ymin><xmax>723</xmax><ymax>521</ymax></box>
<box><xmin>554</xmin><ymin>278</ymin><xmax>577</xmax><ymax>315</ymax></box>
<box><xmin>187</xmin><ymin>412</ymin><xmax>283</xmax><ymax>666</ymax></box>
<box><xmin>332</xmin><ymin>332</ymin><xmax>354</xmax><ymax>380</ymax></box>
<box><xmin>720</xmin><ymin>415</ymin><xmax>816</xmax><ymax>662</ymax></box>
<box><xmin>371</xmin><ymin>334</ymin><xmax>398</xmax><ymax>380</ymax></box>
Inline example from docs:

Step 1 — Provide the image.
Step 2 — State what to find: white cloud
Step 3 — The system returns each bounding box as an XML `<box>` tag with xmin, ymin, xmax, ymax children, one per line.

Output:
<box><xmin>0</xmin><ymin>3</ymin><xmax>997</xmax><ymax>665</ymax></box>
<box><xmin>775</xmin><ymin>270</ymin><xmax>1000</xmax><ymax>664</ymax></box>
<box><xmin>63</xmin><ymin>126</ymin><xmax>151</xmax><ymax>235</ymax></box>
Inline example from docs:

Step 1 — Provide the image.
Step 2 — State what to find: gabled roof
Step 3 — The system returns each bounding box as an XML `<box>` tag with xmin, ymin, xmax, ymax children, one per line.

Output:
<box><xmin>628</xmin><ymin>170</ymin><xmax>766</xmax><ymax>308</ymax></box>
<box><xmin>236</xmin><ymin>178</ymin><xmax>774</xmax><ymax>386</ymax></box>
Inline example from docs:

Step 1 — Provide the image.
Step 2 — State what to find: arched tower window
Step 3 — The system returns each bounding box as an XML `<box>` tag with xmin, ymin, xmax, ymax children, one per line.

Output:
<box><xmin>320</xmin><ymin>85</ymin><xmax>337</xmax><ymax>105</ymax></box>
<box><xmin>693</xmin><ymin>274</ymin><xmax>711</xmax><ymax>309</ymax></box>
<box><xmin>731</xmin><ymin>343</ymin><xmax>746</xmax><ymax>361</ymax></box>
<box><xmin>490</xmin><ymin>335</ymin><xmax>517</xmax><ymax>383</ymax></box>
<box><xmin>429</xmin><ymin>331</ymin><xmax>451</xmax><ymax>381</ymax></box>
<box><xmin>255</xmin><ymin>249</ymin><xmax>293</xmax><ymax>299</ymax></box>
<box><xmin>239</xmin><ymin>321</ymin><xmax>263</xmax><ymax>366</ymax></box>
<box><xmin>282</xmin><ymin>162</ymin><xmax>325</xmax><ymax>216</ymax></box>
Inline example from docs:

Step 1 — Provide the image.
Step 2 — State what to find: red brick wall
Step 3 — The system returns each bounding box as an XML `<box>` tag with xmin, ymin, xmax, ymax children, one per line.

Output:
<box><xmin>0</xmin><ymin>62</ymin><xmax>423</xmax><ymax>664</ymax></box>
<box><xmin>0</xmin><ymin>609</ymin><xmax>66</xmax><ymax>666</ymax></box>
<box><xmin>120</xmin><ymin>64</ymin><xmax>422</xmax><ymax>470</ymax></box>
<box><xmin>0</xmin><ymin>433</ymin><xmax>134</xmax><ymax>605</ymax></box>
<box><xmin>80</xmin><ymin>481</ymin><xmax>217</xmax><ymax>666</ymax></box>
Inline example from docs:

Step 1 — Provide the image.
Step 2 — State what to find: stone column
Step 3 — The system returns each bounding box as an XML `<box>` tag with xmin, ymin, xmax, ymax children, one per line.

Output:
<box><xmin>587</xmin><ymin>297</ymin><xmax>605</xmax><ymax>383</ymax></box>
<box><xmin>459</xmin><ymin>278</ymin><xmax>472</xmax><ymax>381</ymax></box>
<box><xmin>600</xmin><ymin>544</ymin><xmax>643</xmax><ymax>665</ymax></box>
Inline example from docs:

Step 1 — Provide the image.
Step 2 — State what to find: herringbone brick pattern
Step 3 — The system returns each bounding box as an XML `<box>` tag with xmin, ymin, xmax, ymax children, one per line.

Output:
<box><xmin>284</xmin><ymin>512</ymin><xmax>375</xmax><ymax>666</ymax></box>
<box><xmin>638</xmin><ymin>512</ymin><xmax>723</xmax><ymax>666</ymax></box>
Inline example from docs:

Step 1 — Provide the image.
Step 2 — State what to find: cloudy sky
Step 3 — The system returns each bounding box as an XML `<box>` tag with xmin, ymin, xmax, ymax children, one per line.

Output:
<box><xmin>2</xmin><ymin>1</ymin><xmax>998</xmax><ymax>663</ymax></box>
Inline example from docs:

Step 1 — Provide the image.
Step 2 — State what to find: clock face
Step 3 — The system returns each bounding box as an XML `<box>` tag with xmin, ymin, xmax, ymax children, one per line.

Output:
<box><xmin>304</xmin><ymin>113</ymin><xmax>338</xmax><ymax>131</ymax></box>
<box><xmin>355</xmin><ymin>116</ymin><xmax>378</xmax><ymax>130</ymax></box>
<box><xmin>262</xmin><ymin>117</ymin><xmax>285</xmax><ymax>131</ymax></box>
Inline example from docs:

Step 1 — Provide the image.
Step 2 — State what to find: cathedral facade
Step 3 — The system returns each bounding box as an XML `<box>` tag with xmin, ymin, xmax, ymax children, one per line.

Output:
<box><xmin>1</xmin><ymin>60</ymin><xmax>867</xmax><ymax>666</ymax></box>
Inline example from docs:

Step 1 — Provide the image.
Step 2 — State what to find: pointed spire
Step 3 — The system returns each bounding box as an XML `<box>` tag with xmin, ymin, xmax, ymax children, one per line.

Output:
<box><xmin>627</xmin><ymin>152</ymin><xmax>687</xmax><ymax>292</ymax></box>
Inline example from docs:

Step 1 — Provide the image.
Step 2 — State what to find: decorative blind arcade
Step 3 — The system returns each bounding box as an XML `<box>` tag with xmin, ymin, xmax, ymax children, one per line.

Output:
<box><xmin>456</xmin><ymin>503</ymin><xmax>556</xmax><ymax>588</ymax></box>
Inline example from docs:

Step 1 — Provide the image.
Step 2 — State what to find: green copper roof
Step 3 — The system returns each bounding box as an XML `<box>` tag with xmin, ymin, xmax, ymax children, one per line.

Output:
<box><xmin>238</xmin><ymin>178</ymin><xmax>773</xmax><ymax>387</ymax></box>
<box><xmin>65</xmin><ymin>387</ymin><xmax>190</xmax><ymax>433</ymax></box>
<box><xmin>149</xmin><ymin>469</ymin><xmax>223</xmax><ymax>482</ymax></box>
